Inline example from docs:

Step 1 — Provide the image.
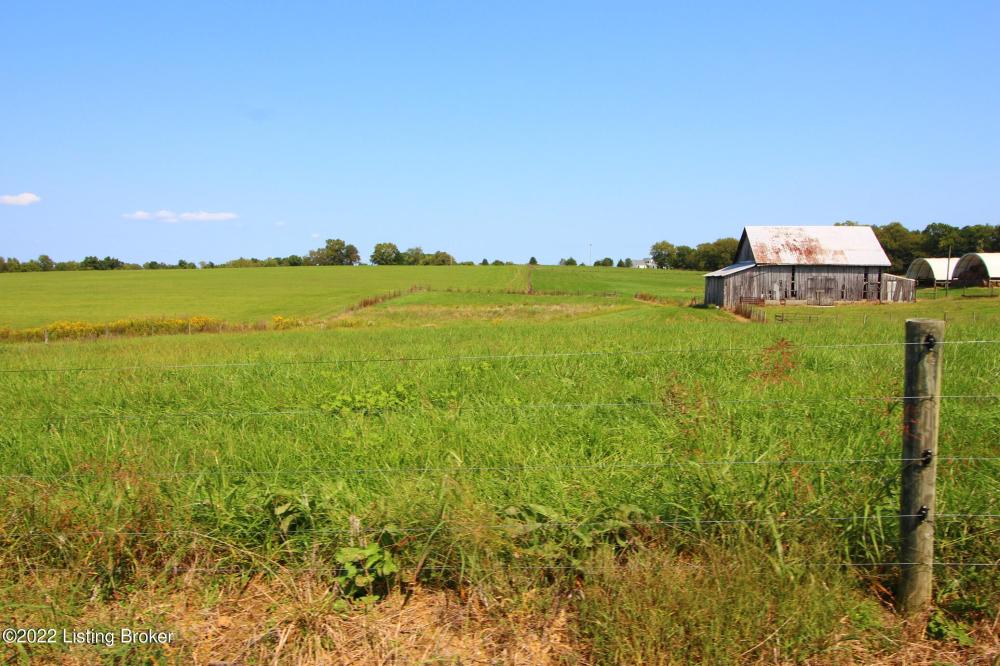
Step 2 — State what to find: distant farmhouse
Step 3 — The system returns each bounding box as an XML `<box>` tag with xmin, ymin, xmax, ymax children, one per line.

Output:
<box><xmin>704</xmin><ymin>226</ymin><xmax>915</xmax><ymax>308</ymax></box>
<box><xmin>633</xmin><ymin>258</ymin><xmax>657</xmax><ymax>269</ymax></box>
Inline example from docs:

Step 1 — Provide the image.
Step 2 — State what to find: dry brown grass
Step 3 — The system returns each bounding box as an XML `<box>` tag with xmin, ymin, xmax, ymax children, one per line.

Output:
<box><xmin>14</xmin><ymin>573</ymin><xmax>581</xmax><ymax>665</ymax></box>
<box><xmin>8</xmin><ymin>566</ymin><xmax>999</xmax><ymax>665</ymax></box>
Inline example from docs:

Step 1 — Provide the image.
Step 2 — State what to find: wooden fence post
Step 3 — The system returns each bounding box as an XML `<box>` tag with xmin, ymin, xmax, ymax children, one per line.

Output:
<box><xmin>899</xmin><ymin>318</ymin><xmax>944</xmax><ymax>616</ymax></box>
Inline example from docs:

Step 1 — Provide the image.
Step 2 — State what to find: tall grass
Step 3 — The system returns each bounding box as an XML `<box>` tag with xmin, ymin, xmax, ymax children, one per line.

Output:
<box><xmin>0</xmin><ymin>269</ymin><xmax>997</xmax><ymax>661</ymax></box>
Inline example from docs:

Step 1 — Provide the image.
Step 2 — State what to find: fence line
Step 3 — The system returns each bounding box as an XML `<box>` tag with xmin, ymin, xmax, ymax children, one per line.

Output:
<box><xmin>2</xmin><ymin>456</ymin><xmax>998</xmax><ymax>480</ymax></box>
<box><xmin>10</xmin><ymin>513</ymin><xmax>999</xmax><ymax>538</ymax></box>
<box><xmin>1</xmin><ymin>338</ymin><xmax>998</xmax><ymax>375</ymax></box>
<box><xmin>5</xmin><ymin>393</ymin><xmax>998</xmax><ymax>423</ymax></box>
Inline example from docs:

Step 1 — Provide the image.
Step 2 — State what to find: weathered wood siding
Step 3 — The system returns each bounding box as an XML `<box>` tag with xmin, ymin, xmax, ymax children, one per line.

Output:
<box><xmin>704</xmin><ymin>265</ymin><xmax>915</xmax><ymax>308</ymax></box>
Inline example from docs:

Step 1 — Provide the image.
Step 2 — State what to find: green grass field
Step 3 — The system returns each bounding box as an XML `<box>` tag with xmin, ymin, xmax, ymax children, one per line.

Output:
<box><xmin>1</xmin><ymin>266</ymin><xmax>997</xmax><ymax>664</ymax></box>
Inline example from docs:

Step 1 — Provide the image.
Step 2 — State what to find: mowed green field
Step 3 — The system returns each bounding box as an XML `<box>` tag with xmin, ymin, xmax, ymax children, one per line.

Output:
<box><xmin>1</xmin><ymin>267</ymin><xmax>998</xmax><ymax>664</ymax></box>
<box><xmin>0</xmin><ymin>264</ymin><xmax>704</xmax><ymax>328</ymax></box>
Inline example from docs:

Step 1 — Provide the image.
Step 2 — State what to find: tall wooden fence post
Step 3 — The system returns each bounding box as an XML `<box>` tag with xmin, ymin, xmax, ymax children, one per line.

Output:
<box><xmin>899</xmin><ymin>318</ymin><xmax>944</xmax><ymax>616</ymax></box>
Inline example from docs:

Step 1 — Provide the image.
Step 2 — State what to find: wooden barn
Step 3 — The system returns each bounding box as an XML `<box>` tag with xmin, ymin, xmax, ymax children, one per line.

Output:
<box><xmin>704</xmin><ymin>226</ymin><xmax>916</xmax><ymax>308</ymax></box>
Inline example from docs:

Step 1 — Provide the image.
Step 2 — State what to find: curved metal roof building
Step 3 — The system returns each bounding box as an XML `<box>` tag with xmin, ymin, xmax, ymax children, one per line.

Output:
<box><xmin>905</xmin><ymin>257</ymin><xmax>959</xmax><ymax>282</ymax></box>
<box><xmin>952</xmin><ymin>253</ymin><xmax>1000</xmax><ymax>285</ymax></box>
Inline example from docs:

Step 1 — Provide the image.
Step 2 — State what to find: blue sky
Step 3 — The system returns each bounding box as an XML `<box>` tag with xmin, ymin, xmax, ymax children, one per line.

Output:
<box><xmin>2</xmin><ymin>2</ymin><xmax>998</xmax><ymax>265</ymax></box>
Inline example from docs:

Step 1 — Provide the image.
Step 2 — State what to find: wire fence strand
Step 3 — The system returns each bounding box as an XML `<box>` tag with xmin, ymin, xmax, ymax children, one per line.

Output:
<box><xmin>2</xmin><ymin>456</ymin><xmax>998</xmax><ymax>480</ymax></box>
<box><xmin>1</xmin><ymin>338</ymin><xmax>997</xmax><ymax>375</ymax></box>
<box><xmin>8</xmin><ymin>513</ymin><xmax>999</xmax><ymax>538</ymax></box>
<box><xmin>4</xmin><ymin>394</ymin><xmax>999</xmax><ymax>423</ymax></box>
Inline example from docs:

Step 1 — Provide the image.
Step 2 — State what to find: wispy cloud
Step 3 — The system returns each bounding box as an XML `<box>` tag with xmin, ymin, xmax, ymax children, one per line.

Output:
<box><xmin>179</xmin><ymin>211</ymin><xmax>238</xmax><ymax>222</ymax></box>
<box><xmin>1</xmin><ymin>192</ymin><xmax>41</xmax><ymax>206</ymax></box>
<box><xmin>123</xmin><ymin>209</ymin><xmax>238</xmax><ymax>223</ymax></box>
<box><xmin>274</xmin><ymin>220</ymin><xmax>287</xmax><ymax>228</ymax></box>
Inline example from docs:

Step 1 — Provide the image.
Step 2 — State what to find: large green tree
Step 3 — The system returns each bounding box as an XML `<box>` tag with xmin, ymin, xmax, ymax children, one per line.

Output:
<box><xmin>308</xmin><ymin>239</ymin><xmax>360</xmax><ymax>266</ymax></box>
<box><xmin>401</xmin><ymin>247</ymin><xmax>425</xmax><ymax>265</ymax></box>
<box><xmin>650</xmin><ymin>241</ymin><xmax>676</xmax><ymax>268</ymax></box>
<box><xmin>370</xmin><ymin>242</ymin><xmax>402</xmax><ymax>265</ymax></box>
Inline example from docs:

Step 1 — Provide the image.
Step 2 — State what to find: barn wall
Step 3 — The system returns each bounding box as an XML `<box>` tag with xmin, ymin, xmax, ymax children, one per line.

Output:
<box><xmin>709</xmin><ymin>265</ymin><xmax>913</xmax><ymax>309</ymax></box>
<box><xmin>704</xmin><ymin>276</ymin><xmax>725</xmax><ymax>306</ymax></box>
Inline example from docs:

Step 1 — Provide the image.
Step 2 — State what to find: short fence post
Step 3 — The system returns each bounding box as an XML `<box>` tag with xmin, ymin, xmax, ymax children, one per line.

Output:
<box><xmin>899</xmin><ymin>318</ymin><xmax>944</xmax><ymax>616</ymax></box>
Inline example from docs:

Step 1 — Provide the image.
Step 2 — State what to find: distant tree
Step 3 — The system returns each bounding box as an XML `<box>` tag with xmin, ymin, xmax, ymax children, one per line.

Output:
<box><xmin>480</xmin><ymin>258</ymin><xmax>489</xmax><ymax>265</ymax></box>
<box><xmin>491</xmin><ymin>259</ymin><xmax>504</xmax><ymax>266</ymax></box>
<box><xmin>616</xmin><ymin>259</ymin><xmax>625</xmax><ymax>267</ymax></box>
<box><xmin>528</xmin><ymin>256</ymin><xmax>538</xmax><ymax>265</ymax></box>
<box><xmin>920</xmin><ymin>223</ymin><xmax>960</xmax><ymax>257</ymax></box>
<box><xmin>650</xmin><ymin>241</ymin><xmax>676</xmax><ymax>269</ymax></box>
<box><xmin>690</xmin><ymin>238</ymin><xmax>738</xmax><ymax>271</ymax></box>
<box><xmin>308</xmin><ymin>238</ymin><xmax>359</xmax><ymax>266</ymax></box>
<box><xmin>560</xmin><ymin>257</ymin><xmax>577</xmax><ymax>266</ymax></box>
<box><xmin>959</xmin><ymin>224</ymin><xmax>998</xmax><ymax>253</ymax></box>
<box><xmin>370</xmin><ymin>242</ymin><xmax>402</xmax><ymax>265</ymax></box>
<box><xmin>285</xmin><ymin>254</ymin><xmax>304</xmax><ymax>266</ymax></box>
<box><xmin>671</xmin><ymin>246</ymin><xmax>695</xmax><ymax>269</ymax></box>
<box><xmin>37</xmin><ymin>254</ymin><xmax>55</xmax><ymax>271</ymax></box>
<box><xmin>400</xmin><ymin>247</ymin><xmax>425</xmax><ymax>266</ymax></box>
<box><xmin>598</xmin><ymin>257</ymin><xmax>613</xmax><ymax>267</ymax></box>
<box><xmin>624</xmin><ymin>257</ymin><xmax>633</xmax><ymax>267</ymax></box>
<box><xmin>423</xmin><ymin>250</ymin><xmax>455</xmax><ymax>265</ymax></box>
<box><xmin>872</xmin><ymin>222</ymin><xmax>921</xmax><ymax>272</ymax></box>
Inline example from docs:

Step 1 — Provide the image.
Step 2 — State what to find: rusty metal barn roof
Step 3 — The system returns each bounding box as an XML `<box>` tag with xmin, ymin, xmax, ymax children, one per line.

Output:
<box><xmin>740</xmin><ymin>226</ymin><xmax>891</xmax><ymax>266</ymax></box>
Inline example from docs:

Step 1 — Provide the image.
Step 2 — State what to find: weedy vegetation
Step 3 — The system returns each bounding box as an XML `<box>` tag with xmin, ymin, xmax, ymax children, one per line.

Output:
<box><xmin>0</xmin><ymin>266</ymin><xmax>997</xmax><ymax>664</ymax></box>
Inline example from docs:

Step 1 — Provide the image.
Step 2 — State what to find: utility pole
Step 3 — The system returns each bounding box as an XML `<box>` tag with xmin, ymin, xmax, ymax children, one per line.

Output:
<box><xmin>945</xmin><ymin>246</ymin><xmax>952</xmax><ymax>298</ymax></box>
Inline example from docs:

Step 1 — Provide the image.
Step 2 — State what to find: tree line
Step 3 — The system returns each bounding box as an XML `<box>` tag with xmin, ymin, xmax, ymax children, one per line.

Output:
<box><xmin>0</xmin><ymin>239</ymin><xmax>458</xmax><ymax>273</ymax></box>
<box><xmin>3</xmin><ymin>223</ymin><xmax>997</xmax><ymax>274</ymax></box>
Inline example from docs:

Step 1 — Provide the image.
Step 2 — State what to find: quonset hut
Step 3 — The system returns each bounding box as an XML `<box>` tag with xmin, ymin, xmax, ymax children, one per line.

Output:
<box><xmin>905</xmin><ymin>257</ymin><xmax>960</xmax><ymax>285</ymax></box>
<box><xmin>952</xmin><ymin>252</ymin><xmax>1000</xmax><ymax>287</ymax></box>
<box><xmin>704</xmin><ymin>226</ymin><xmax>915</xmax><ymax>308</ymax></box>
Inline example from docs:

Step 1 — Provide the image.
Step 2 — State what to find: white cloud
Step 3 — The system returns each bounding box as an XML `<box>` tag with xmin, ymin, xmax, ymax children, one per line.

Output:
<box><xmin>153</xmin><ymin>210</ymin><xmax>178</xmax><ymax>221</ymax></box>
<box><xmin>311</xmin><ymin>232</ymin><xmax>321</xmax><ymax>238</ymax></box>
<box><xmin>178</xmin><ymin>211</ymin><xmax>238</xmax><ymax>222</ymax></box>
<box><xmin>123</xmin><ymin>209</ymin><xmax>238</xmax><ymax>223</ymax></box>
<box><xmin>1</xmin><ymin>192</ymin><xmax>41</xmax><ymax>206</ymax></box>
<box><xmin>274</xmin><ymin>220</ymin><xmax>287</xmax><ymax>228</ymax></box>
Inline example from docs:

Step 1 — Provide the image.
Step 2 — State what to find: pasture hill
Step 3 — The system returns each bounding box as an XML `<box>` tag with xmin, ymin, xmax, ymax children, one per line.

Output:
<box><xmin>1</xmin><ymin>265</ymin><xmax>998</xmax><ymax>664</ymax></box>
